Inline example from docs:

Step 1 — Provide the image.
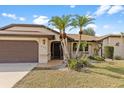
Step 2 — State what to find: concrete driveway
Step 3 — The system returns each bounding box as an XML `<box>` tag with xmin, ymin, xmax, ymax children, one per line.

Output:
<box><xmin>0</xmin><ymin>63</ymin><xmax>37</xmax><ymax>88</ymax></box>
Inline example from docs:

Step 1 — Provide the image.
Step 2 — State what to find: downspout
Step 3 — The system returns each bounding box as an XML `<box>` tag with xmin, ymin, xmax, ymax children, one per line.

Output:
<box><xmin>120</xmin><ymin>33</ymin><xmax>124</xmax><ymax>58</ymax></box>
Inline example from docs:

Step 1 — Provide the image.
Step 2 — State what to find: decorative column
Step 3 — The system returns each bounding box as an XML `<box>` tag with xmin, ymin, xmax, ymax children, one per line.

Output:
<box><xmin>38</xmin><ymin>38</ymin><xmax>48</xmax><ymax>63</ymax></box>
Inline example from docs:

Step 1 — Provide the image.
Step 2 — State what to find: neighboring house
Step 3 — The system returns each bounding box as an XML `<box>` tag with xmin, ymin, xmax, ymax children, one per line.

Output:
<box><xmin>99</xmin><ymin>34</ymin><xmax>124</xmax><ymax>59</ymax></box>
<box><xmin>0</xmin><ymin>24</ymin><xmax>123</xmax><ymax>63</ymax></box>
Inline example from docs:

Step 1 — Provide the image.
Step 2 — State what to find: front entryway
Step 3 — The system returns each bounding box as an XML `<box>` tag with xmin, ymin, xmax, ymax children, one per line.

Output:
<box><xmin>51</xmin><ymin>41</ymin><xmax>63</xmax><ymax>59</ymax></box>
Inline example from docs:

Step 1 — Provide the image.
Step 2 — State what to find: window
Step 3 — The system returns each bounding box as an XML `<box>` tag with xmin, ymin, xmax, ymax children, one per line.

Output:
<box><xmin>85</xmin><ymin>44</ymin><xmax>89</xmax><ymax>51</ymax></box>
<box><xmin>79</xmin><ymin>44</ymin><xmax>88</xmax><ymax>51</ymax></box>
<box><xmin>79</xmin><ymin>44</ymin><xmax>83</xmax><ymax>51</ymax></box>
<box><xmin>73</xmin><ymin>43</ymin><xmax>77</xmax><ymax>51</ymax></box>
<box><xmin>73</xmin><ymin>43</ymin><xmax>89</xmax><ymax>52</ymax></box>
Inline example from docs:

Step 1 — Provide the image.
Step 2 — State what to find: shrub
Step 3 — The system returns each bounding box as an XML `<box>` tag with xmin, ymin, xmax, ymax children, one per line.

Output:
<box><xmin>88</xmin><ymin>56</ymin><xmax>95</xmax><ymax>60</ymax></box>
<box><xmin>68</xmin><ymin>59</ymin><xmax>78</xmax><ymax>70</ymax></box>
<box><xmin>94</xmin><ymin>56</ymin><xmax>105</xmax><ymax>61</ymax></box>
<box><xmin>68</xmin><ymin>58</ymin><xmax>83</xmax><ymax>71</ymax></box>
<box><xmin>114</xmin><ymin>56</ymin><xmax>122</xmax><ymax>60</ymax></box>
<box><xmin>80</xmin><ymin>56</ymin><xmax>89</xmax><ymax>66</ymax></box>
<box><xmin>88</xmin><ymin>55</ymin><xmax>105</xmax><ymax>61</ymax></box>
<box><xmin>104</xmin><ymin>46</ymin><xmax>114</xmax><ymax>59</ymax></box>
<box><xmin>68</xmin><ymin>56</ymin><xmax>89</xmax><ymax>71</ymax></box>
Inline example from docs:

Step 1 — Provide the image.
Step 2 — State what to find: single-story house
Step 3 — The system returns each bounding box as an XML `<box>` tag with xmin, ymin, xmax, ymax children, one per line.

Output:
<box><xmin>0</xmin><ymin>24</ymin><xmax>123</xmax><ymax>63</ymax></box>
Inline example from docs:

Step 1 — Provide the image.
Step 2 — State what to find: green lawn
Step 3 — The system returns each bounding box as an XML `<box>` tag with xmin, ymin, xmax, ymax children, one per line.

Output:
<box><xmin>14</xmin><ymin>60</ymin><xmax>124</xmax><ymax>88</ymax></box>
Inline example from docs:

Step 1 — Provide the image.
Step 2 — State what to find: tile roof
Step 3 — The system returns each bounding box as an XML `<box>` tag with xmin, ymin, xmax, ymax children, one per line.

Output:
<box><xmin>0</xmin><ymin>24</ymin><xmax>74</xmax><ymax>41</ymax></box>
<box><xmin>0</xmin><ymin>30</ymin><xmax>55</xmax><ymax>39</ymax></box>
<box><xmin>96</xmin><ymin>34</ymin><xmax>123</xmax><ymax>41</ymax></box>
<box><xmin>68</xmin><ymin>34</ymin><xmax>99</xmax><ymax>41</ymax></box>
<box><xmin>0</xmin><ymin>24</ymin><xmax>60</xmax><ymax>34</ymax></box>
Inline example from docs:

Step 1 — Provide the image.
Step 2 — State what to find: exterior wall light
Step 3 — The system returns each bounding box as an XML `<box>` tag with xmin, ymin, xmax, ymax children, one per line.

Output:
<box><xmin>43</xmin><ymin>39</ymin><xmax>46</xmax><ymax>45</ymax></box>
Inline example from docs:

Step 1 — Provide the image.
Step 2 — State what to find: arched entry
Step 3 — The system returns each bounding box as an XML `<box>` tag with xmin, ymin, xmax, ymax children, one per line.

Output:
<box><xmin>51</xmin><ymin>41</ymin><xmax>63</xmax><ymax>59</ymax></box>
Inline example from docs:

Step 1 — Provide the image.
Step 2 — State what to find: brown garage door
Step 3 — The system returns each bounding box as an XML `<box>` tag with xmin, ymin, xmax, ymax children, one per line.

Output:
<box><xmin>0</xmin><ymin>40</ymin><xmax>38</xmax><ymax>63</ymax></box>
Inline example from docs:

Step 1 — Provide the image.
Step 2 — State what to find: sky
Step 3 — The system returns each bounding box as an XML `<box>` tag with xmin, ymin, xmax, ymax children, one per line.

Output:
<box><xmin>0</xmin><ymin>5</ymin><xmax>124</xmax><ymax>36</ymax></box>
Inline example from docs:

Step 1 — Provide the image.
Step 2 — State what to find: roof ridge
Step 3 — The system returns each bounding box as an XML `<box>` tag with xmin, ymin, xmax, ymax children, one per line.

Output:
<box><xmin>5</xmin><ymin>30</ymin><xmax>41</xmax><ymax>33</ymax></box>
<box><xmin>0</xmin><ymin>23</ymin><xmax>59</xmax><ymax>32</ymax></box>
<box><xmin>68</xmin><ymin>34</ymin><xmax>97</xmax><ymax>37</ymax></box>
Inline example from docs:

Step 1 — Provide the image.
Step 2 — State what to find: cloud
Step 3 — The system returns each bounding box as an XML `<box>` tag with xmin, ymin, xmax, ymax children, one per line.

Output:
<box><xmin>85</xmin><ymin>24</ymin><xmax>97</xmax><ymax>30</ymax></box>
<box><xmin>33</xmin><ymin>15</ymin><xmax>38</xmax><ymax>18</ymax></box>
<box><xmin>70</xmin><ymin>5</ymin><xmax>76</xmax><ymax>8</ymax></box>
<box><xmin>108</xmin><ymin>6</ymin><xmax>124</xmax><ymax>15</ymax></box>
<box><xmin>94</xmin><ymin>5</ymin><xmax>124</xmax><ymax>17</ymax></box>
<box><xmin>111</xmin><ymin>31</ymin><xmax>121</xmax><ymax>35</ymax></box>
<box><xmin>1</xmin><ymin>13</ymin><xmax>17</xmax><ymax>19</ymax></box>
<box><xmin>1</xmin><ymin>13</ymin><xmax>26</xmax><ymax>21</ymax></box>
<box><xmin>33</xmin><ymin>16</ymin><xmax>49</xmax><ymax>25</ymax></box>
<box><xmin>103</xmin><ymin>25</ymin><xmax>110</xmax><ymax>29</ymax></box>
<box><xmin>19</xmin><ymin>17</ymin><xmax>26</xmax><ymax>21</ymax></box>
<box><xmin>94</xmin><ymin>5</ymin><xmax>111</xmax><ymax>16</ymax></box>
<box><xmin>95</xmin><ymin>34</ymin><xmax>102</xmax><ymax>36</ymax></box>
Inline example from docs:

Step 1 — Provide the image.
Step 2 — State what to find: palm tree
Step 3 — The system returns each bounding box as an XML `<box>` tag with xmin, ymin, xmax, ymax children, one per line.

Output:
<box><xmin>71</xmin><ymin>15</ymin><xmax>94</xmax><ymax>58</ymax></box>
<box><xmin>49</xmin><ymin>15</ymin><xmax>71</xmax><ymax>61</ymax></box>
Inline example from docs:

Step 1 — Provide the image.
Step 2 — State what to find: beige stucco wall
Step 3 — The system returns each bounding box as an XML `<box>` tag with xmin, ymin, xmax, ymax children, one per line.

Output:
<box><xmin>4</xmin><ymin>26</ymin><xmax>62</xmax><ymax>62</ymax></box>
<box><xmin>102</xmin><ymin>37</ymin><xmax>124</xmax><ymax>58</ymax></box>
<box><xmin>39</xmin><ymin>38</ymin><xmax>49</xmax><ymax>63</ymax></box>
<box><xmin>0</xmin><ymin>36</ymin><xmax>49</xmax><ymax>63</ymax></box>
<box><xmin>89</xmin><ymin>43</ymin><xmax>96</xmax><ymax>56</ymax></box>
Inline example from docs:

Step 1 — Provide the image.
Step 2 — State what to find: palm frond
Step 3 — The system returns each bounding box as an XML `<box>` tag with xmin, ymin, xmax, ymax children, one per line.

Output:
<box><xmin>49</xmin><ymin>15</ymin><xmax>72</xmax><ymax>33</ymax></box>
<box><xmin>71</xmin><ymin>15</ymin><xmax>95</xmax><ymax>33</ymax></box>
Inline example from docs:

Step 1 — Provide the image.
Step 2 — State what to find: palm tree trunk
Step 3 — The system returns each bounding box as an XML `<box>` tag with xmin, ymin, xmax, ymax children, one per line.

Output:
<box><xmin>63</xmin><ymin>31</ymin><xmax>70</xmax><ymax>59</ymax></box>
<box><xmin>63</xmin><ymin>39</ymin><xmax>70</xmax><ymax>60</ymax></box>
<box><xmin>75</xmin><ymin>34</ymin><xmax>81</xmax><ymax>58</ymax></box>
<box><xmin>60</xmin><ymin>31</ymin><xmax>68</xmax><ymax>62</ymax></box>
<box><xmin>65</xmin><ymin>38</ymin><xmax>70</xmax><ymax>58</ymax></box>
<box><xmin>60</xmin><ymin>40</ymin><xmax>66</xmax><ymax>61</ymax></box>
<box><xmin>60</xmin><ymin>35</ymin><xmax>70</xmax><ymax>63</ymax></box>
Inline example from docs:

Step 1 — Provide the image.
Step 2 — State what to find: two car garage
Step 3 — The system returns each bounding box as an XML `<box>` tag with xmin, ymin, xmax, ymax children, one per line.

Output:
<box><xmin>0</xmin><ymin>40</ymin><xmax>38</xmax><ymax>63</ymax></box>
<box><xmin>0</xmin><ymin>24</ymin><xmax>56</xmax><ymax>63</ymax></box>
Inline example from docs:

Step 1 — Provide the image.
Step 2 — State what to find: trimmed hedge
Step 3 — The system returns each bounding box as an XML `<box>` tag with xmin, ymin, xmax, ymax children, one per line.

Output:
<box><xmin>114</xmin><ymin>56</ymin><xmax>122</xmax><ymax>60</ymax></box>
<box><xmin>104</xmin><ymin>46</ymin><xmax>114</xmax><ymax>59</ymax></box>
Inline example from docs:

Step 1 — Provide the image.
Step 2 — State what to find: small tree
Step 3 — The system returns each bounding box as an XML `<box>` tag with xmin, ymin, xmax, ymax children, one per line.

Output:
<box><xmin>71</xmin><ymin>15</ymin><xmax>94</xmax><ymax>58</ymax></box>
<box><xmin>104</xmin><ymin>46</ymin><xmax>114</xmax><ymax>59</ymax></box>
<box><xmin>49</xmin><ymin>15</ymin><xmax>72</xmax><ymax>62</ymax></box>
<box><xmin>84</xmin><ymin>27</ymin><xmax>95</xmax><ymax>36</ymax></box>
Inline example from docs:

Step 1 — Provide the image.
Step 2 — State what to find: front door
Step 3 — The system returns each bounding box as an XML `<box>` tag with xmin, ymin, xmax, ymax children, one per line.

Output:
<box><xmin>51</xmin><ymin>41</ymin><xmax>63</xmax><ymax>59</ymax></box>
